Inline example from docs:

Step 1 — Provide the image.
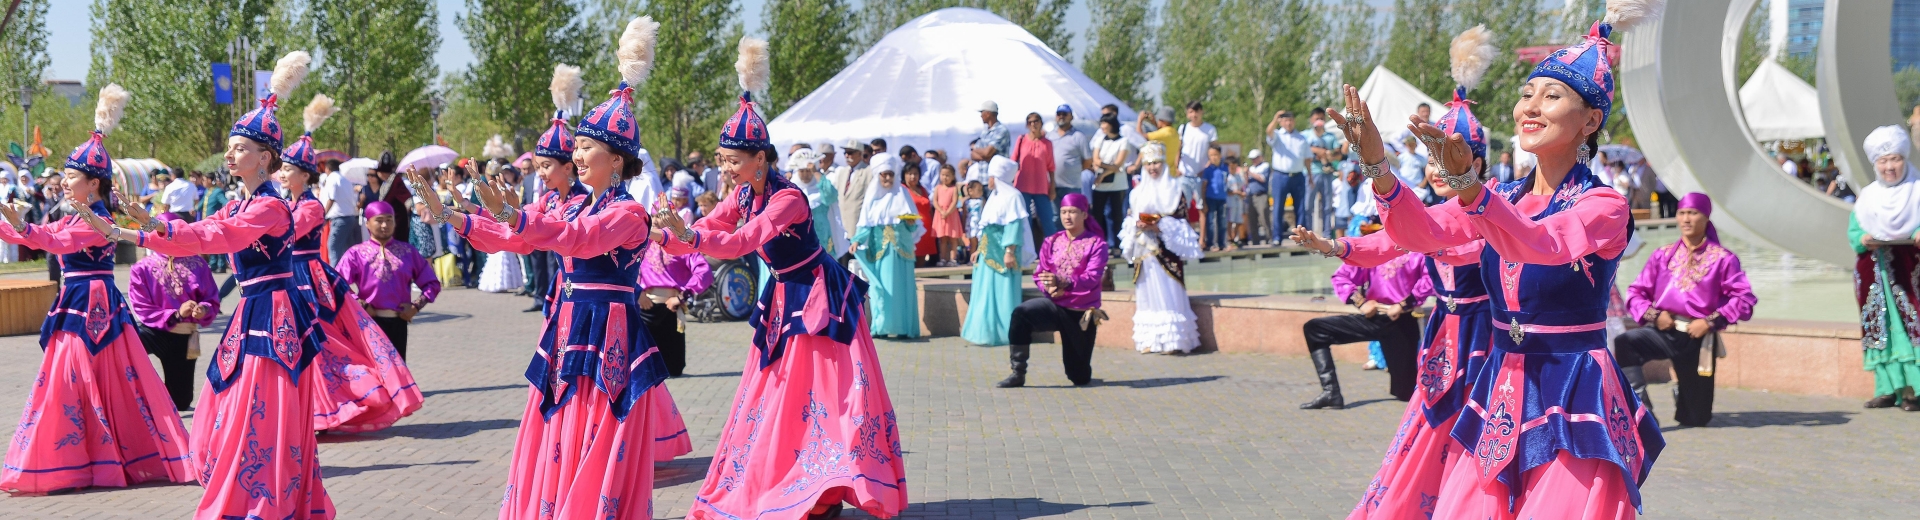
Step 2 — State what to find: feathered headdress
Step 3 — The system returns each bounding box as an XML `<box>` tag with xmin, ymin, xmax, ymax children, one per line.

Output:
<box><xmin>483</xmin><ymin>134</ymin><xmax>514</xmax><ymax>160</ymax></box>
<box><xmin>281</xmin><ymin>94</ymin><xmax>338</xmax><ymax>174</ymax></box>
<box><xmin>1528</xmin><ymin>0</ymin><xmax>1665</xmax><ymax>129</ymax></box>
<box><xmin>1440</xmin><ymin>25</ymin><xmax>1495</xmax><ymax>160</ymax></box>
<box><xmin>231</xmin><ymin>51</ymin><xmax>313</xmax><ymax>152</ymax></box>
<box><xmin>718</xmin><ymin>37</ymin><xmax>773</xmax><ymax>151</ymax></box>
<box><xmin>577</xmin><ymin>17</ymin><xmax>657</xmax><ymax>157</ymax></box>
<box><xmin>538</xmin><ymin>64</ymin><xmax>582</xmax><ymax>162</ymax></box>
<box><xmin>65</xmin><ymin>84</ymin><xmax>131</xmax><ymax>179</ymax></box>
<box><xmin>550</xmin><ymin>63</ymin><xmax>584</xmax><ymax>115</ymax></box>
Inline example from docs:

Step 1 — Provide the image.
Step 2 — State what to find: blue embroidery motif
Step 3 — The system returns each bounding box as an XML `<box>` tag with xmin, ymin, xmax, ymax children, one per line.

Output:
<box><xmin>52</xmin><ymin>405</ymin><xmax>83</xmax><ymax>450</ymax></box>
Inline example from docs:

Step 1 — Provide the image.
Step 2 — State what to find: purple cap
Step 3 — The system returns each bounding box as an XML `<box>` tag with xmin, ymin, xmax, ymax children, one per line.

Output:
<box><xmin>364</xmin><ymin>200</ymin><xmax>394</xmax><ymax>218</ymax></box>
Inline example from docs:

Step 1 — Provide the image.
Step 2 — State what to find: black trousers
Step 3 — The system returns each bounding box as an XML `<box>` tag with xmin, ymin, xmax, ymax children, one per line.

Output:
<box><xmin>1614</xmin><ymin>326</ymin><xmax>1715</xmax><ymax>427</ymax></box>
<box><xmin>136</xmin><ymin>324</ymin><xmax>196</xmax><ymax>411</ymax></box>
<box><xmin>1091</xmin><ymin>189</ymin><xmax>1128</xmax><ymax>246</ymax></box>
<box><xmin>372</xmin><ymin>315</ymin><xmax>410</xmax><ymax>361</ymax></box>
<box><xmin>1303</xmin><ymin>313</ymin><xmax>1421</xmax><ymax>401</ymax></box>
<box><xmin>1008</xmin><ymin>297</ymin><xmax>1100</xmax><ymax>385</ymax></box>
<box><xmin>639</xmin><ymin>303</ymin><xmax>686</xmax><ymax>377</ymax></box>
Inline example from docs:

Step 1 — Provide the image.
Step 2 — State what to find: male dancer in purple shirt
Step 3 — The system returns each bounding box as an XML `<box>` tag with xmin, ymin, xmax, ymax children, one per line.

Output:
<box><xmin>1300</xmin><ymin>244</ymin><xmax>1432</xmax><ymax>409</ymax></box>
<box><xmin>1615</xmin><ymin>193</ymin><xmax>1756</xmax><ymax>427</ymax></box>
<box><xmin>338</xmin><ymin>201</ymin><xmax>442</xmax><ymax>360</ymax></box>
<box><xmin>998</xmin><ymin>193</ymin><xmax>1109</xmax><ymax>388</ymax></box>
<box><xmin>127</xmin><ymin>213</ymin><xmax>220</xmax><ymax>411</ymax></box>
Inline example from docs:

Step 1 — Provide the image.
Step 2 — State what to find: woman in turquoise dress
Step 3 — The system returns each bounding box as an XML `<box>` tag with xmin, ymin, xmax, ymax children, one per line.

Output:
<box><xmin>787</xmin><ymin>148</ymin><xmax>849</xmax><ymax>257</ymax></box>
<box><xmin>962</xmin><ymin>156</ymin><xmax>1035</xmax><ymax>346</ymax></box>
<box><xmin>1851</xmin><ymin>124</ymin><xmax>1920</xmax><ymax>411</ymax></box>
<box><xmin>852</xmin><ymin>155</ymin><xmax>924</xmax><ymax>338</ymax></box>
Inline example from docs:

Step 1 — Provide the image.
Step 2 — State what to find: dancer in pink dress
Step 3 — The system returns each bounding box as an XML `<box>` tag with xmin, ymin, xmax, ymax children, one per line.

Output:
<box><xmin>653</xmin><ymin>37</ymin><xmax>908</xmax><ymax>520</ymax></box>
<box><xmin>0</xmin><ymin>84</ymin><xmax>196</xmax><ymax>495</ymax></box>
<box><xmin>82</xmin><ymin>52</ymin><xmax>335</xmax><ymax>519</ymax></box>
<box><xmin>278</xmin><ymin>94</ymin><xmax>424</xmax><ymax>433</ymax></box>
<box><xmin>415</xmin><ymin>19</ymin><xmax>676</xmax><ymax>519</ymax></box>
<box><xmin>1327</xmin><ymin>2</ymin><xmax>1665</xmax><ymax>516</ymax></box>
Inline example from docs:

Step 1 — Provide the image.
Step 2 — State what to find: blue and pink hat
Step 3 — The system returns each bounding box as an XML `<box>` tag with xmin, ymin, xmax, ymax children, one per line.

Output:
<box><xmin>719</xmin><ymin>37</ymin><xmax>772</xmax><ymax>151</ymax></box>
<box><xmin>575</xmin><ymin>19</ymin><xmax>657</xmax><ymax>158</ymax></box>
<box><xmin>1526</xmin><ymin>0</ymin><xmax>1661</xmax><ymax>130</ymax></box>
<box><xmin>280</xmin><ymin>94</ymin><xmax>338</xmax><ymax>174</ymax></box>
<box><xmin>63</xmin><ymin>84</ymin><xmax>130</xmax><ymax>180</ymax></box>
<box><xmin>232</xmin><ymin>52</ymin><xmax>312</xmax><ymax>153</ymax></box>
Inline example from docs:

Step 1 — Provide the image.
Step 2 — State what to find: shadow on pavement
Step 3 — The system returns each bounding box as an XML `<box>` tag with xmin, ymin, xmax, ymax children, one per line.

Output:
<box><xmin>679</xmin><ymin>371</ymin><xmax>744</xmax><ymax>379</ymax></box>
<box><xmin>895</xmin><ymin>498</ymin><xmax>1152</xmax><ymax>518</ymax></box>
<box><xmin>1097</xmin><ymin>375</ymin><xmax>1225</xmax><ymax>389</ymax></box>
<box><xmin>374</xmin><ymin>418</ymin><xmax>521</xmax><ymax>440</ymax></box>
<box><xmin>421</xmin><ymin>384</ymin><xmax>524</xmax><ymax>398</ymax></box>
<box><xmin>322</xmin><ymin>459</ymin><xmax>477</xmax><ymax>478</ymax></box>
<box><xmin>1340</xmin><ymin>398</ymin><xmax>1399</xmax><ymax>409</ymax></box>
<box><xmin>1660</xmin><ymin>410</ymin><xmax>1855</xmax><ymax>431</ymax></box>
<box><xmin>654</xmin><ymin>456</ymin><xmax>712</xmax><ymax>489</ymax></box>
<box><xmin>409</xmin><ymin>311</ymin><xmax>471</xmax><ymax>324</ymax></box>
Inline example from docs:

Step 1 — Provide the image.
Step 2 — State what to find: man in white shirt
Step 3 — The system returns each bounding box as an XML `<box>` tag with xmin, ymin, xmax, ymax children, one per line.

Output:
<box><xmin>1177</xmin><ymin>101</ymin><xmax>1217</xmax><ymax>186</ymax></box>
<box><xmin>1265</xmin><ymin>110</ymin><xmax>1310</xmax><ymax>235</ymax></box>
<box><xmin>319</xmin><ymin>167</ymin><xmax>363</xmax><ymax>263</ymax></box>
<box><xmin>159</xmin><ymin>170</ymin><xmax>199</xmax><ymax>220</ymax></box>
<box><xmin>1050</xmin><ymin>104</ymin><xmax>1093</xmax><ymax>203</ymax></box>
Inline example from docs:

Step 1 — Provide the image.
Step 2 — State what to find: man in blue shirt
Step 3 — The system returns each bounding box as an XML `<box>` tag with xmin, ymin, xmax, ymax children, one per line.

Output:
<box><xmin>1305</xmin><ymin>108</ymin><xmax>1343</xmax><ymax>233</ymax></box>
<box><xmin>1265</xmin><ymin>110</ymin><xmax>1310</xmax><ymax>234</ymax></box>
<box><xmin>1200</xmin><ymin>144</ymin><xmax>1229</xmax><ymax>251</ymax></box>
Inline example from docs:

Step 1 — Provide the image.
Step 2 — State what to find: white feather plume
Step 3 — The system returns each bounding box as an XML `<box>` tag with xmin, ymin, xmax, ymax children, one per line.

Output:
<box><xmin>93</xmin><ymin>84</ymin><xmax>130</xmax><ymax>135</ymax></box>
<box><xmin>303</xmin><ymin>94</ymin><xmax>338</xmax><ymax>134</ymax></box>
<box><xmin>616</xmin><ymin>17</ymin><xmax>659</xmax><ymax>86</ymax></box>
<box><xmin>483</xmin><ymin>135</ymin><xmax>513</xmax><ymax>160</ymax></box>
<box><xmin>1603</xmin><ymin>0</ymin><xmax>1665</xmax><ymax>32</ymax></box>
<box><xmin>1450</xmin><ymin>25</ymin><xmax>1497</xmax><ymax>92</ymax></box>
<box><xmin>735</xmin><ymin>37</ymin><xmax>770</xmax><ymax>94</ymax></box>
<box><xmin>270</xmin><ymin>51</ymin><xmax>312</xmax><ymax>101</ymax></box>
<box><xmin>550</xmin><ymin>64</ymin><xmax>583</xmax><ymax>112</ymax></box>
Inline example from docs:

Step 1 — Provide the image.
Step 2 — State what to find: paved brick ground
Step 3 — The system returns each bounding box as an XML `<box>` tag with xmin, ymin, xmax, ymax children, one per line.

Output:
<box><xmin>0</xmin><ymin>286</ymin><xmax>1916</xmax><ymax>518</ymax></box>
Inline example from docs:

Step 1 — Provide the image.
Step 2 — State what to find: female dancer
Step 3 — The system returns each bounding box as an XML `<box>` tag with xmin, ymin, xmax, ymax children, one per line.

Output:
<box><xmin>1292</xmin><ymin>25</ymin><xmax>1500</xmax><ymax>518</ymax></box>
<box><xmin>0</xmin><ymin>84</ymin><xmax>195</xmax><ymax>495</ymax></box>
<box><xmin>1332</xmin><ymin>2</ymin><xmax>1664</xmax><ymax>515</ymax></box>
<box><xmin>961</xmin><ymin>156</ymin><xmax>1032</xmax><ymax>346</ymax></box>
<box><xmin>853</xmin><ymin>155</ymin><xmax>924</xmax><ymax>339</ymax></box>
<box><xmin>280</xmin><ymin>94</ymin><xmax>424</xmax><ymax>433</ymax></box>
<box><xmin>651</xmin><ymin>37</ymin><xmax>908</xmax><ymax>520</ymax></box>
<box><xmin>81</xmin><ymin>52</ymin><xmax>336</xmax><ymax>518</ymax></box>
<box><xmin>1851</xmin><ymin>124</ymin><xmax>1920</xmax><ymax>411</ymax></box>
<box><xmin>1123</xmin><ymin>143</ymin><xmax>1204</xmax><ymax>354</ymax></box>
<box><xmin>416</xmin><ymin>20</ymin><xmax>675</xmax><ymax>518</ymax></box>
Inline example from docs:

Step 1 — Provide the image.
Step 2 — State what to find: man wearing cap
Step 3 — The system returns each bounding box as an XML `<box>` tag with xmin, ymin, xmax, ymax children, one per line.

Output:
<box><xmin>1137</xmin><ymin>107</ymin><xmax>1182</xmax><ymax>178</ymax></box>
<box><xmin>975</xmin><ymin>100</ymin><xmax>1011</xmax><ymax>159</ymax></box>
<box><xmin>338</xmin><ymin>200</ymin><xmax>441</xmax><ymax>360</ymax></box>
<box><xmin>836</xmin><ymin>139</ymin><xmax>874</xmax><ymax>261</ymax></box>
<box><xmin>1266</xmin><ymin>110</ymin><xmax>1310</xmax><ymax>233</ymax></box>
<box><xmin>1052</xmin><ymin>105</ymin><xmax>1093</xmax><ymax>208</ymax></box>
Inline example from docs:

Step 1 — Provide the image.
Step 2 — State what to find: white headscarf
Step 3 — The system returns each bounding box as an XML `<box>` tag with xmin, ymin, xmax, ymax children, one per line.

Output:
<box><xmin>627</xmin><ymin>149</ymin><xmax>666</xmax><ymax>209</ymax></box>
<box><xmin>858</xmin><ymin>155</ymin><xmax>916</xmax><ymax>229</ymax></box>
<box><xmin>1130</xmin><ymin>143</ymin><xmax>1182</xmax><ymax>215</ymax></box>
<box><xmin>1857</xmin><ymin>125</ymin><xmax>1920</xmax><ymax>241</ymax></box>
<box><xmin>979</xmin><ymin>155</ymin><xmax>1028</xmax><ymax>226</ymax></box>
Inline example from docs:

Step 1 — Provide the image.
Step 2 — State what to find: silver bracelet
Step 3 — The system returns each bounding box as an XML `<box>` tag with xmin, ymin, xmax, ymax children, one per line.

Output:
<box><xmin>1357</xmin><ymin>157</ymin><xmax>1390</xmax><ymax>179</ymax></box>
<box><xmin>673</xmin><ymin>227</ymin><xmax>695</xmax><ymax>244</ymax></box>
<box><xmin>1441</xmin><ymin>169</ymin><xmax>1478</xmax><ymax>190</ymax></box>
<box><xmin>492</xmin><ymin>205</ymin><xmax>515</xmax><ymax>224</ymax></box>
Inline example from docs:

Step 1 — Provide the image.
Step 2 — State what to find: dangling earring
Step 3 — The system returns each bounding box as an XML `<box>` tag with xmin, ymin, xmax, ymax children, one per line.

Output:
<box><xmin>1577</xmin><ymin>143</ymin><xmax>1591</xmax><ymax>164</ymax></box>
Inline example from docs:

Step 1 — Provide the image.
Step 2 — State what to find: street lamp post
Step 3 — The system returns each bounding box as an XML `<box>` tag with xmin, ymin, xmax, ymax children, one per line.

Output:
<box><xmin>429</xmin><ymin>94</ymin><xmax>444</xmax><ymax>147</ymax></box>
<box><xmin>19</xmin><ymin>84</ymin><xmax>31</xmax><ymax>150</ymax></box>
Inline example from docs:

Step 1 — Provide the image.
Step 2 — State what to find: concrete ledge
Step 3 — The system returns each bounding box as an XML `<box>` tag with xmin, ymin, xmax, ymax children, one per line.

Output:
<box><xmin>917</xmin><ymin>281</ymin><xmax>1875</xmax><ymax>400</ymax></box>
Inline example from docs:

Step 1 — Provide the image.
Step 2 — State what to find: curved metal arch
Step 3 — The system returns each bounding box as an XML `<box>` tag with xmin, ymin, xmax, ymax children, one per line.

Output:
<box><xmin>1618</xmin><ymin>0</ymin><xmax>1855</xmax><ymax>266</ymax></box>
<box><xmin>1818</xmin><ymin>0</ymin><xmax>1902</xmax><ymax>189</ymax></box>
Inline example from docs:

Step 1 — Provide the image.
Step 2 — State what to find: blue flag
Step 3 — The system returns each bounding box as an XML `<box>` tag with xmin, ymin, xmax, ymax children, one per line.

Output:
<box><xmin>212</xmin><ymin>63</ymin><xmax>234</xmax><ymax>104</ymax></box>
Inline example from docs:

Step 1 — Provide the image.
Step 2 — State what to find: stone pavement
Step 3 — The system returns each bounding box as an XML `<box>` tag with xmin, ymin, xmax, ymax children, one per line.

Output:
<box><xmin>0</xmin><ymin>286</ymin><xmax>1916</xmax><ymax>518</ymax></box>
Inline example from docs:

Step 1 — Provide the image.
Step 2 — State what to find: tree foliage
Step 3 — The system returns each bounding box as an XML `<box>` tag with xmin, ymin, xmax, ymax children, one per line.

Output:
<box><xmin>1210</xmin><ymin>0</ymin><xmax>1323</xmax><ymax>148</ymax></box>
<box><xmin>762</xmin><ymin>0</ymin><xmax>857</xmax><ymax>114</ymax></box>
<box><xmin>1383</xmin><ymin>0</ymin><xmax>1453</xmax><ymax>99</ymax></box>
<box><xmin>1081</xmin><ymin>0</ymin><xmax>1156</xmax><ymax>109</ymax></box>
<box><xmin>459</xmin><ymin>0</ymin><xmax>584</xmax><ymax>151</ymax></box>
<box><xmin>312</xmin><ymin>0</ymin><xmax>441</xmax><ymax>157</ymax></box>
<box><xmin>0</xmin><ymin>0</ymin><xmax>51</xmax><ymax>148</ymax></box>
<box><xmin>1450</xmin><ymin>0</ymin><xmax>1547</xmax><ymax>142</ymax></box>
<box><xmin>1316</xmin><ymin>0</ymin><xmax>1383</xmax><ymax>108</ymax></box>
<box><xmin>1157</xmin><ymin>0</ymin><xmax>1225</xmax><ymax>110</ymax></box>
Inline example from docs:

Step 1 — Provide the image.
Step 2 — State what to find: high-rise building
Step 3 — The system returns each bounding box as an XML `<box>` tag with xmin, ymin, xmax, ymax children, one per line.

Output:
<box><xmin>1894</xmin><ymin>0</ymin><xmax>1920</xmax><ymax>71</ymax></box>
<box><xmin>1784</xmin><ymin>0</ymin><xmax>1920</xmax><ymax>71</ymax></box>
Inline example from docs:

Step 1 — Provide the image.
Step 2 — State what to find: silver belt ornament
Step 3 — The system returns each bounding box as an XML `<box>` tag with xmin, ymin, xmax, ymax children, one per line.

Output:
<box><xmin>1509</xmin><ymin>318</ymin><xmax>1525</xmax><ymax>343</ymax></box>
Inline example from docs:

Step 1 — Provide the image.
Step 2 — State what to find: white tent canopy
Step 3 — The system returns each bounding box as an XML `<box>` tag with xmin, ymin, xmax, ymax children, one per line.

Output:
<box><xmin>1358</xmin><ymin>65</ymin><xmax>1444</xmax><ymax>144</ymax></box>
<box><xmin>767</xmin><ymin>8</ymin><xmax>1135</xmax><ymax>163</ymax></box>
<box><xmin>1738</xmin><ymin>59</ymin><xmax>1824</xmax><ymax>141</ymax></box>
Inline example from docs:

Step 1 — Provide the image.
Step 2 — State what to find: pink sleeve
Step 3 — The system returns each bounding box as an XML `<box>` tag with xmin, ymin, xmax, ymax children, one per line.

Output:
<box><xmin>139</xmin><ymin>200</ymin><xmax>290</xmax><ymax>257</ymax></box>
<box><xmin>457</xmin><ymin>213</ymin><xmax>538</xmax><ymax>255</ymax></box>
<box><xmin>662</xmin><ymin>190</ymin><xmax>810</xmax><ymax>260</ymax></box>
<box><xmin>1331</xmin><ymin>264</ymin><xmax>1362</xmax><ymax>304</ymax></box>
<box><xmin>1334</xmin><ymin>231</ymin><xmax>1404</xmax><ymax>268</ymax></box>
<box><xmin>2</xmin><ymin>218</ymin><xmax>110</xmax><ymax>254</ymax></box>
<box><xmin>293</xmin><ymin>199</ymin><xmax>326</xmax><ymax>238</ymax></box>
<box><xmin>1625</xmin><ymin>246</ymin><xmax>1666</xmax><ymax>324</ymax></box>
<box><xmin>1431</xmin><ymin>240</ymin><xmax>1484</xmax><ymax>266</ymax></box>
<box><xmin>1375</xmin><ymin>183</ymin><xmax>1480</xmax><ymax>254</ymax></box>
<box><xmin>1462</xmin><ymin>187</ymin><xmax>1631</xmax><ymax>265</ymax></box>
<box><xmin>509</xmin><ymin>201</ymin><xmax>652</xmax><ymax>258</ymax></box>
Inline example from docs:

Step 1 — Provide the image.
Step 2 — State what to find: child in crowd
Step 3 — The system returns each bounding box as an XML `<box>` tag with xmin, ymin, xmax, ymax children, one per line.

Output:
<box><xmin>1225</xmin><ymin>156</ymin><xmax>1246</xmax><ymax>250</ymax></box>
<box><xmin>903</xmin><ymin>164</ymin><xmax>937</xmax><ymax>266</ymax></box>
<box><xmin>932</xmin><ymin>164</ymin><xmax>965</xmax><ymax>267</ymax></box>
<box><xmin>963</xmin><ymin>179</ymin><xmax>986</xmax><ymax>264</ymax></box>
<box><xmin>694</xmin><ymin>191</ymin><xmax>720</xmax><ymax>224</ymax></box>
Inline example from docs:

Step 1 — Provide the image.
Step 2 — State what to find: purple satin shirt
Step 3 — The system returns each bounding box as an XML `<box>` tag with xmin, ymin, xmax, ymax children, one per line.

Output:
<box><xmin>1626</xmin><ymin>239</ymin><xmax>1756</xmax><ymax>328</ymax></box>
<box><xmin>127</xmin><ymin>253</ymin><xmax>220</xmax><ymax>330</ymax></box>
<box><xmin>1331</xmin><ymin>250</ymin><xmax>1433</xmax><ymax>306</ymax></box>
<box><xmin>338</xmin><ymin>238</ymin><xmax>442</xmax><ymax>311</ymax></box>
<box><xmin>1034</xmin><ymin>228</ymin><xmax>1110</xmax><ymax>310</ymax></box>
<box><xmin>637</xmin><ymin>242</ymin><xmax>714</xmax><ymax>295</ymax></box>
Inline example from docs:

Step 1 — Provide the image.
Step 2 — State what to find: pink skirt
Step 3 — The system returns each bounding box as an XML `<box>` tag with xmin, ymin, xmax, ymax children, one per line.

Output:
<box><xmin>2</xmin><ymin>328</ymin><xmax>195</xmax><ymax>494</ymax></box>
<box><xmin>648</xmin><ymin>384</ymin><xmax>692</xmax><ymax>462</ymax></box>
<box><xmin>501</xmin><ymin>382</ymin><xmax>661</xmax><ymax>519</ymax></box>
<box><xmin>1349</xmin><ymin>395</ymin><xmax>1458</xmax><ymax>520</ymax></box>
<box><xmin>688</xmin><ymin>323</ymin><xmax>908</xmax><ymax>520</ymax></box>
<box><xmin>1431</xmin><ymin>443</ymin><xmax>1637</xmax><ymax>519</ymax></box>
<box><xmin>308</xmin><ymin>303</ymin><xmax>423</xmax><ymax>433</ymax></box>
<box><xmin>191</xmin><ymin>355</ymin><xmax>334</xmax><ymax>519</ymax></box>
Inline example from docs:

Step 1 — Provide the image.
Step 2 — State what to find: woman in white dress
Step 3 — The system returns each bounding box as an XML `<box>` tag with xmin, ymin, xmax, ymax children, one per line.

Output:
<box><xmin>477</xmin><ymin>165</ymin><xmax>527</xmax><ymax>293</ymax></box>
<box><xmin>1123</xmin><ymin>142</ymin><xmax>1204</xmax><ymax>354</ymax></box>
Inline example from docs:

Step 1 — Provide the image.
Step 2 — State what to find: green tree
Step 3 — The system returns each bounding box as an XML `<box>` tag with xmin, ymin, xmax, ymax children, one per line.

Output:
<box><xmin>1734</xmin><ymin>2</ymin><xmax>1769</xmax><ymax>85</ymax></box>
<box><xmin>437</xmin><ymin>72</ymin><xmax>513</xmax><ymax>157</ymax></box>
<box><xmin>1451</xmin><ymin>0</ymin><xmax>1547</xmax><ymax>140</ymax></box>
<box><xmin>986</xmin><ymin>0</ymin><xmax>1072</xmax><ymax>57</ymax></box>
<box><xmin>1382</xmin><ymin>0</ymin><xmax>1453</xmax><ymax>99</ymax></box>
<box><xmin>594</xmin><ymin>0</ymin><xmax>742</xmax><ymax>160</ymax></box>
<box><xmin>859</xmin><ymin>1</ymin><xmax>972</xmax><ymax>48</ymax></box>
<box><xmin>1157</xmin><ymin>0</ymin><xmax>1224</xmax><ymax>110</ymax></box>
<box><xmin>312</xmin><ymin>0</ymin><xmax>440</xmax><ymax>156</ymax></box>
<box><xmin>87</xmin><ymin>0</ymin><xmax>287</xmax><ymax>167</ymax></box>
<box><xmin>0</xmin><ymin>0</ymin><xmax>51</xmax><ymax>149</ymax></box>
<box><xmin>761</xmin><ymin>0</ymin><xmax>857</xmax><ymax>113</ymax></box>
<box><xmin>1212</xmin><ymin>0</ymin><xmax>1322</xmax><ymax>148</ymax></box>
<box><xmin>1081</xmin><ymin>0</ymin><xmax>1156</xmax><ymax>109</ymax></box>
<box><xmin>459</xmin><ymin>0</ymin><xmax>584</xmax><ymax>151</ymax></box>
<box><xmin>1314</xmin><ymin>0</ymin><xmax>1379</xmax><ymax>108</ymax></box>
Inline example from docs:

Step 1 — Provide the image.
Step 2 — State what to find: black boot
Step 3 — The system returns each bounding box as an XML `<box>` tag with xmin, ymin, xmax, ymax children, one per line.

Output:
<box><xmin>1621</xmin><ymin>365</ymin><xmax>1653</xmax><ymax>414</ymax></box>
<box><xmin>1866</xmin><ymin>394</ymin><xmax>1897</xmax><ymax>408</ymax></box>
<box><xmin>997</xmin><ymin>343</ymin><xmax>1030</xmax><ymax>388</ymax></box>
<box><xmin>1300</xmin><ymin>348</ymin><xmax>1345</xmax><ymax>410</ymax></box>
